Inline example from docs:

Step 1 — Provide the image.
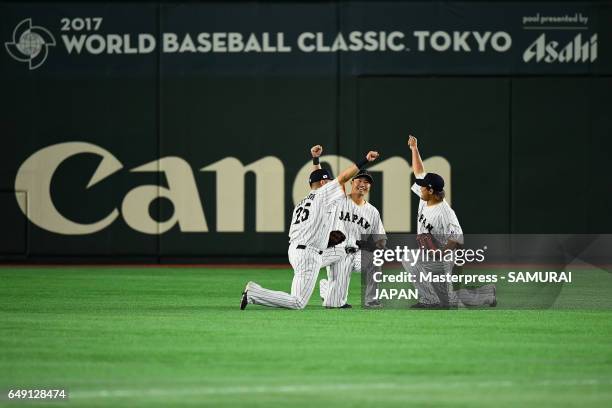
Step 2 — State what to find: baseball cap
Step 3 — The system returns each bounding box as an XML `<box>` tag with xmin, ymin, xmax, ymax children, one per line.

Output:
<box><xmin>309</xmin><ymin>169</ymin><xmax>333</xmax><ymax>184</ymax></box>
<box><xmin>415</xmin><ymin>173</ymin><xmax>445</xmax><ymax>192</ymax></box>
<box><xmin>352</xmin><ymin>169</ymin><xmax>374</xmax><ymax>184</ymax></box>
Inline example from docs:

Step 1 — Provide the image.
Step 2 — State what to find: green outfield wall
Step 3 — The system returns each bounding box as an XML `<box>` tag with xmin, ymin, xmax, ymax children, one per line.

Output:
<box><xmin>1</xmin><ymin>1</ymin><xmax>611</xmax><ymax>261</ymax></box>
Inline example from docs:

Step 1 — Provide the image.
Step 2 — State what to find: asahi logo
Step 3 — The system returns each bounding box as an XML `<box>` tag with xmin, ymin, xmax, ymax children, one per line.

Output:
<box><xmin>523</xmin><ymin>33</ymin><xmax>597</xmax><ymax>63</ymax></box>
<box><xmin>14</xmin><ymin>142</ymin><xmax>451</xmax><ymax>235</ymax></box>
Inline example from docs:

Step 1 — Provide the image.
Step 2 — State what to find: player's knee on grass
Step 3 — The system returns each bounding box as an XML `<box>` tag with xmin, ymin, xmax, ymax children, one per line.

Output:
<box><xmin>294</xmin><ymin>297</ymin><xmax>308</xmax><ymax>310</ymax></box>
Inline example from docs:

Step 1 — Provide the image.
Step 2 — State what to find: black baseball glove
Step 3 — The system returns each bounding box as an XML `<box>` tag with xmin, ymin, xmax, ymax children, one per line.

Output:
<box><xmin>416</xmin><ymin>233</ymin><xmax>439</xmax><ymax>250</ymax></box>
<box><xmin>327</xmin><ymin>230</ymin><xmax>346</xmax><ymax>247</ymax></box>
<box><xmin>355</xmin><ymin>239</ymin><xmax>378</xmax><ymax>252</ymax></box>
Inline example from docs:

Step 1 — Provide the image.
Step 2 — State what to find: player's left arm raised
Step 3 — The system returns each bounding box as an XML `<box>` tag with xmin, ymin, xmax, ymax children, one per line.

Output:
<box><xmin>336</xmin><ymin>151</ymin><xmax>379</xmax><ymax>184</ymax></box>
<box><xmin>311</xmin><ymin>145</ymin><xmax>323</xmax><ymax>171</ymax></box>
<box><xmin>408</xmin><ymin>135</ymin><xmax>425</xmax><ymax>177</ymax></box>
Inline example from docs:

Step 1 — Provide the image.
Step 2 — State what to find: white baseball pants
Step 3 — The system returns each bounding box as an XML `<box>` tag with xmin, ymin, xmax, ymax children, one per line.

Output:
<box><xmin>247</xmin><ymin>243</ymin><xmax>324</xmax><ymax>309</ymax></box>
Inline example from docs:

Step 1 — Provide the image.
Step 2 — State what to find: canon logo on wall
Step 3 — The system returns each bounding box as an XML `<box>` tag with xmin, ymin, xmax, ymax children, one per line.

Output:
<box><xmin>14</xmin><ymin>142</ymin><xmax>452</xmax><ymax>236</ymax></box>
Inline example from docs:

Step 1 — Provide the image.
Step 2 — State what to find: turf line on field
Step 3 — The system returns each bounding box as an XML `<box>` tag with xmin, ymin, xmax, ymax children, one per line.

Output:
<box><xmin>0</xmin><ymin>263</ymin><xmax>291</xmax><ymax>269</ymax></box>
<box><xmin>2</xmin><ymin>263</ymin><xmax>610</xmax><ymax>270</ymax></box>
<box><xmin>70</xmin><ymin>378</ymin><xmax>612</xmax><ymax>399</ymax></box>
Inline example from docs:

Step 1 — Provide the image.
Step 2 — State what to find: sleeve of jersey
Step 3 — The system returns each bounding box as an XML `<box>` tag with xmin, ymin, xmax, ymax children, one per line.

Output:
<box><xmin>321</xmin><ymin>179</ymin><xmax>345</xmax><ymax>206</ymax></box>
<box><xmin>447</xmin><ymin>216</ymin><xmax>464</xmax><ymax>245</ymax></box>
<box><xmin>411</xmin><ymin>172</ymin><xmax>425</xmax><ymax>198</ymax></box>
<box><xmin>373</xmin><ymin>211</ymin><xmax>386</xmax><ymax>237</ymax></box>
<box><xmin>377</xmin><ymin>220</ymin><xmax>387</xmax><ymax>236</ymax></box>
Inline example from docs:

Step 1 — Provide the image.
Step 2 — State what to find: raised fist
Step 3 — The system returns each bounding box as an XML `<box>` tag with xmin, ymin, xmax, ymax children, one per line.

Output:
<box><xmin>311</xmin><ymin>145</ymin><xmax>323</xmax><ymax>158</ymax></box>
<box><xmin>408</xmin><ymin>135</ymin><xmax>418</xmax><ymax>150</ymax></box>
<box><xmin>366</xmin><ymin>151</ymin><xmax>379</xmax><ymax>162</ymax></box>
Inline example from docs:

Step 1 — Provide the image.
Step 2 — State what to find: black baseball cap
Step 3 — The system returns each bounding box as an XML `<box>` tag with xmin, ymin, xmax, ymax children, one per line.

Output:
<box><xmin>309</xmin><ymin>169</ymin><xmax>333</xmax><ymax>184</ymax></box>
<box><xmin>415</xmin><ymin>173</ymin><xmax>444</xmax><ymax>192</ymax></box>
<box><xmin>352</xmin><ymin>169</ymin><xmax>374</xmax><ymax>184</ymax></box>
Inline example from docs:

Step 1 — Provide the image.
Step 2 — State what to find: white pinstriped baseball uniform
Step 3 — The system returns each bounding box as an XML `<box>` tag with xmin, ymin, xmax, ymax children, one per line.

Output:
<box><xmin>413</xmin><ymin>179</ymin><xmax>463</xmax><ymax>247</ymax></box>
<box><xmin>404</xmin><ymin>173</ymin><xmax>494</xmax><ymax>306</ymax></box>
<box><xmin>246</xmin><ymin>179</ymin><xmax>345</xmax><ymax>309</ymax></box>
<box><xmin>320</xmin><ymin>196</ymin><xmax>385</xmax><ymax>307</ymax></box>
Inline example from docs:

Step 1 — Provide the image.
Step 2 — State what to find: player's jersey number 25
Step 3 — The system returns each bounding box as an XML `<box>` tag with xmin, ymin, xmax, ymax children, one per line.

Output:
<box><xmin>288</xmin><ymin>180</ymin><xmax>345</xmax><ymax>250</ymax></box>
<box><xmin>293</xmin><ymin>199</ymin><xmax>312</xmax><ymax>224</ymax></box>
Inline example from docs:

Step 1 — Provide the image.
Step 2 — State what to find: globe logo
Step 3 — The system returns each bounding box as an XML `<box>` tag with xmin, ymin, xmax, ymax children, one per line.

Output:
<box><xmin>5</xmin><ymin>19</ymin><xmax>56</xmax><ymax>70</ymax></box>
<box><xmin>17</xmin><ymin>32</ymin><xmax>45</xmax><ymax>57</ymax></box>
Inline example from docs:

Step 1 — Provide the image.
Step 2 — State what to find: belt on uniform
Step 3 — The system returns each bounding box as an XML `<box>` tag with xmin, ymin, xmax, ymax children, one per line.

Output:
<box><xmin>345</xmin><ymin>247</ymin><xmax>358</xmax><ymax>254</ymax></box>
<box><xmin>296</xmin><ymin>244</ymin><xmax>323</xmax><ymax>255</ymax></box>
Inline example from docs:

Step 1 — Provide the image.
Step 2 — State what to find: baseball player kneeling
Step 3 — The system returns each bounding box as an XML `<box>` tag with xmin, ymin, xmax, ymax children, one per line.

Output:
<box><xmin>406</xmin><ymin>135</ymin><xmax>496</xmax><ymax>309</ymax></box>
<box><xmin>318</xmin><ymin>167</ymin><xmax>386</xmax><ymax>309</ymax></box>
<box><xmin>240</xmin><ymin>148</ymin><xmax>380</xmax><ymax>310</ymax></box>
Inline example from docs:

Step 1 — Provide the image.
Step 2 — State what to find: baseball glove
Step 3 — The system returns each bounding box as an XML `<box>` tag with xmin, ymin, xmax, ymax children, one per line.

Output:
<box><xmin>416</xmin><ymin>233</ymin><xmax>439</xmax><ymax>250</ymax></box>
<box><xmin>327</xmin><ymin>230</ymin><xmax>346</xmax><ymax>247</ymax></box>
<box><xmin>355</xmin><ymin>239</ymin><xmax>378</xmax><ymax>252</ymax></box>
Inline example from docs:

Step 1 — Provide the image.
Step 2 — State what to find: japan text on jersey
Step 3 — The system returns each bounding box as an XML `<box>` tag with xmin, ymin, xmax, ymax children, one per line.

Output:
<box><xmin>332</xmin><ymin>196</ymin><xmax>386</xmax><ymax>247</ymax></box>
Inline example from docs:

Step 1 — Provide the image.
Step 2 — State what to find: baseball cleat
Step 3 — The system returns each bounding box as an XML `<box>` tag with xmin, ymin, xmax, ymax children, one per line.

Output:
<box><xmin>490</xmin><ymin>286</ymin><xmax>497</xmax><ymax>308</ymax></box>
<box><xmin>240</xmin><ymin>282</ymin><xmax>250</xmax><ymax>310</ymax></box>
<box><xmin>325</xmin><ymin>303</ymin><xmax>352</xmax><ymax>309</ymax></box>
<box><xmin>364</xmin><ymin>300</ymin><xmax>383</xmax><ymax>309</ymax></box>
<box><xmin>410</xmin><ymin>302</ymin><xmax>441</xmax><ymax>309</ymax></box>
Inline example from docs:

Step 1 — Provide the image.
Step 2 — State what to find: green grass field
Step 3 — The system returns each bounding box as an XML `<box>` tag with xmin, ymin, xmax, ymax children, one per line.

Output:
<box><xmin>1</xmin><ymin>267</ymin><xmax>612</xmax><ymax>407</ymax></box>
